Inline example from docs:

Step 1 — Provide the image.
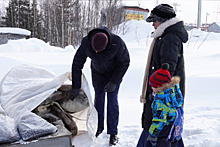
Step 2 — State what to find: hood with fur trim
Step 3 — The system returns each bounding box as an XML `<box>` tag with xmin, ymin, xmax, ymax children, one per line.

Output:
<box><xmin>153</xmin><ymin>76</ymin><xmax>183</xmax><ymax>108</ymax></box>
<box><xmin>154</xmin><ymin>76</ymin><xmax>180</xmax><ymax>94</ymax></box>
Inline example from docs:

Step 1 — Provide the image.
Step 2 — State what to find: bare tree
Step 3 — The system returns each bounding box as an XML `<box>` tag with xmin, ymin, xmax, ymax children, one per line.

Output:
<box><xmin>73</xmin><ymin>0</ymin><xmax>81</xmax><ymax>46</ymax></box>
<box><xmin>31</xmin><ymin>0</ymin><xmax>37</xmax><ymax>37</ymax></box>
<box><xmin>81</xmin><ymin>3</ymin><xmax>87</xmax><ymax>40</ymax></box>
<box><xmin>0</xmin><ymin>10</ymin><xmax>2</xmax><ymax>26</ymax></box>
<box><xmin>46</xmin><ymin>0</ymin><xmax>52</xmax><ymax>43</ymax></box>
<box><xmin>0</xmin><ymin>0</ymin><xmax>6</xmax><ymax>26</ymax></box>
<box><xmin>101</xmin><ymin>0</ymin><xmax>123</xmax><ymax>31</ymax></box>
<box><xmin>94</xmin><ymin>0</ymin><xmax>100</xmax><ymax>27</ymax></box>
<box><xmin>53</xmin><ymin>8</ymin><xmax>59</xmax><ymax>45</ymax></box>
<box><xmin>61</xmin><ymin>0</ymin><xmax>64</xmax><ymax>47</ymax></box>
<box><xmin>86</xmin><ymin>0</ymin><xmax>91</xmax><ymax>33</ymax></box>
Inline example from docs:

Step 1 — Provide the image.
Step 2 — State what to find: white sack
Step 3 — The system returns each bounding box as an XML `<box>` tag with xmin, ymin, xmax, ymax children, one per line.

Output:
<box><xmin>0</xmin><ymin>105</ymin><xmax>20</xmax><ymax>143</ymax></box>
<box><xmin>0</xmin><ymin>104</ymin><xmax>5</xmax><ymax>115</ymax></box>
<box><xmin>60</xmin><ymin>89</ymin><xmax>89</xmax><ymax>113</ymax></box>
<box><xmin>17</xmin><ymin>111</ymin><xmax>57</xmax><ymax>141</ymax></box>
<box><xmin>0</xmin><ymin>65</ymin><xmax>98</xmax><ymax>143</ymax></box>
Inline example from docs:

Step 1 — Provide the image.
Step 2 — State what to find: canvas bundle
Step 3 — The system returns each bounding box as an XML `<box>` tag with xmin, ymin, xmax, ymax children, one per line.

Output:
<box><xmin>32</xmin><ymin>85</ymin><xmax>89</xmax><ymax>137</ymax></box>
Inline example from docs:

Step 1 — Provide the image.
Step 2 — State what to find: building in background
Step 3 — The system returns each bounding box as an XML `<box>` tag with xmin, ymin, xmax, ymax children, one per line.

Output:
<box><xmin>123</xmin><ymin>6</ymin><xmax>149</xmax><ymax>21</ymax></box>
<box><xmin>0</xmin><ymin>27</ymin><xmax>31</xmax><ymax>45</ymax></box>
<box><xmin>185</xmin><ymin>23</ymin><xmax>197</xmax><ymax>31</ymax></box>
<box><xmin>208</xmin><ymin>22</ymin><xmax>220</xmax><ymax>33</ymax></box>
<box><xmin>100</xmin><ymin>6</ymin><xmax>149</xmax><ymax>27</ymax></box>
<box><xmin>184</xmin><ymin>23</ymin><xmax>209</xmax><ymax>32</ymax></box>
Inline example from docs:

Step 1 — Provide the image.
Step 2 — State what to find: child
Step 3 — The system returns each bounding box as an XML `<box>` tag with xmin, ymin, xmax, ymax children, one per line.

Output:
<box><xmin>147</xmin><ymin>63</ymin><xmax>184</xmax><ymax>147</ymax></box>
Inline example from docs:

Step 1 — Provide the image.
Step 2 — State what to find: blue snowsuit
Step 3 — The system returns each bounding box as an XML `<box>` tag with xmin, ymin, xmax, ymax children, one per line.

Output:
<box><xmin>137</xmin><ymin>77</ymin><xmax>184</xmax><ymax>147</ymax></box>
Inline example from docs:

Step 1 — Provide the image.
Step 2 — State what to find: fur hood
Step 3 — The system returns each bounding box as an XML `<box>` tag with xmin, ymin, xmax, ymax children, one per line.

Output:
<box><xmin>154</xmin><ymin>76</ymin><xmax>180</xmax><ymax>94</ymax></box>
<box><xmin>151</xmin><ymin>17</ymin><xmax>181</xmax><ymax>38</ymax></box>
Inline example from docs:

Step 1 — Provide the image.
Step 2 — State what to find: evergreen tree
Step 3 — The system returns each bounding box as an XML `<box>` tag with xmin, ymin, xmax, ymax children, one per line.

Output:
<box><xmin>18</xmin><ymin>0</ymin><xmax>31</xmax><ymax>30</ymax></box>
<box><xmin>30</xmin><ymin>0</ymin><xmax>42</xmax><ymax>39</ymax></box>
<box><xmin>3</xmin><ymin>0</ymin><xmax>32</xmax><ymax>30</ymax></box>
<box><xmin>3</xmin><ymin>0</ymin><xmax>17</xmax><ymax>27</ymax></box>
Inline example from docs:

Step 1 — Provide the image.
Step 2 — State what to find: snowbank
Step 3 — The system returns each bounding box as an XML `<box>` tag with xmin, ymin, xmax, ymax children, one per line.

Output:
<box><xmin>0</xmin><ymin>38</ymin><xmax>75</xmax><ymax>53</ymax></box>
<box><xmin>115</xmin><ymin>20</ymin><xmax>154</xmax><ymax>47</ymax></box>
<box><xmin>0</xmin><ymin>27</ymin><xmax>31</xmax><ymax>36</ymax></box>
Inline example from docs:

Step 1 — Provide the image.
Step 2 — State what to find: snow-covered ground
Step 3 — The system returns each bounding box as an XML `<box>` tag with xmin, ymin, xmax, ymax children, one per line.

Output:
<box><xmin>0</xmin><ymin>27</ymin><xmax>31</xmax><ymax>36</ymax></box>
<box><xmin>1</xmin><ymin>20</ymin><xmax>220</xmax><ymax>147</ymax></box>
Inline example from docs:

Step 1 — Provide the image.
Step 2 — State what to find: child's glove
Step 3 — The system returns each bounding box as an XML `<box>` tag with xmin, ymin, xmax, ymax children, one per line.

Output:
<box><xmin>147</xmin><ymin>134</ymin><xmax>157</xmax><ymax>146</ymax></box>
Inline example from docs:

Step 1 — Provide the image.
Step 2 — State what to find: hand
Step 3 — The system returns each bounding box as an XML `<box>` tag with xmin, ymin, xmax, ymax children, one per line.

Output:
<box><xmin>104</xmin><ymin>82</ymin><xmax>116</xmax><ymax>93</ymax></box>
<box><xmin>140</xmin><ymin>95</ymin><xmax>146</xmax><ymax>103</ymax></box>
<box><xmin>147</xmin><ymin>134</ymin><xmax>157</xmax><ymax>146</ymax></box>
<box><xmin>69</xmin><ymin>88</ymin><xmax>80</xmax><ymax>101</ymax></box>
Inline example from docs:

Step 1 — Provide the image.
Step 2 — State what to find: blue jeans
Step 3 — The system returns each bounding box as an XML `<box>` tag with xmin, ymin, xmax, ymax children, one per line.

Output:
<box><xmin>94</xmin><ymin>84</ymin><xmax>120</xmax><ymax>135</ymax></box>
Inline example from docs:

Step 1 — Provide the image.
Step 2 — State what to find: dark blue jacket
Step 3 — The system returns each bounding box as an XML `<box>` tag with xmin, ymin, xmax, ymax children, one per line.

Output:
<box><xmin>71</xmin><ymin>27</ymin><xmax>130</xmax><ymax>89</ymax></box>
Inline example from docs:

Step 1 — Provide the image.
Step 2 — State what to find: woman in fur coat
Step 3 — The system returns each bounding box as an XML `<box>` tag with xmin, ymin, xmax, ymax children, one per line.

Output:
<box><xmin>138</xmin><ymin>4</ymin><xmax>188</xmax><ymax>147</ymax></box>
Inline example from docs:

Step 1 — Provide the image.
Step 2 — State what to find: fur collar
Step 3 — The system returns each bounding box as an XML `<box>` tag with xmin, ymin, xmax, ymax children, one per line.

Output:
<box><xmin>154</xmin><ymin>76</ymin><xmax>180</xmax><ymax>94</ymax></box>
<box><xmin>151</xmin><ymin>17</ymin><xmax>181</xmax><ymax>38</ymax></box>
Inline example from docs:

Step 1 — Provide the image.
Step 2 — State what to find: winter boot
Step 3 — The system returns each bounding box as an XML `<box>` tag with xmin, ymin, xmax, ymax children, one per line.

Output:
<box><xmin>109</xmin><ymin>135</ymin><xmax>119</xmax><ymax>146</ymax></box>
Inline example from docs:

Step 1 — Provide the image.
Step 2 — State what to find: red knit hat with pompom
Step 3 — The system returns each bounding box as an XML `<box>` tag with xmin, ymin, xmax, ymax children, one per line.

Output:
<box><xmin>149</xmin><ymin>63</ymin><xmax>171</xmax><ymax>88</ymax></box>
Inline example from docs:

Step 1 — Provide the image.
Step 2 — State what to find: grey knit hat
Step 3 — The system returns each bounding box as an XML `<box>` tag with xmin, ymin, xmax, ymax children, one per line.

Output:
<box><xmin>146</xmin><ymin>4</ymin><xmax>176</xmax><ymax>23</ymax></box>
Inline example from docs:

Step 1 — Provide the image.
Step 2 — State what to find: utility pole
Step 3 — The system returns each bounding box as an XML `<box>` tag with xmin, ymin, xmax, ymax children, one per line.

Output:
<box><xmin>206</xmin><ymin>12</ymin><xmax>210</xmax><ymax>24</ymax></box>
<box><xmin>197</xmin><ymin>0</ymin><xmax>202</xmax><ymax>28</ymax></box>
<box><xmin>156</xmin><ymin>0</ymin><xmax>159</xmax><ymax>5</ymax></box>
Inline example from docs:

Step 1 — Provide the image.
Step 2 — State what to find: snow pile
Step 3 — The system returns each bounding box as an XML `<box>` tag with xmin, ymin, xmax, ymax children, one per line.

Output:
<box><xmin>115</xmin><ymin>20</ymin><xmax>154</xmax><ymax>46</ymax></box>
<box><xmin>0</xmin><ymin>27</ymin><xmax>31</xmax><ymax>36</ymax></box>
<box><xmin>0</xmin><ymin>38</ymin><xmax>76</xmax><ymax>80</ymax></box>
<box><xmin>0</xmin><ymin>38</ymin><xmax>74</xmax><ymax>53</ymax></box>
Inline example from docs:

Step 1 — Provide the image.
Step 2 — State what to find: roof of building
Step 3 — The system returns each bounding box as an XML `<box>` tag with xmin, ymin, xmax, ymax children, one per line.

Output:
<box><xmin>0</xmin><ymin>27</ymin><xmax>31</xmax><ymax>36</ymax></box>
<box><xmin>122</xmin><ymin>6</ymin><xmax>149</xmax><ymax>12</ymax></box>
<box><xmin>215</xmin><ymin>22</ymin><xmax>220</xmax><ymax>27</ymax></box>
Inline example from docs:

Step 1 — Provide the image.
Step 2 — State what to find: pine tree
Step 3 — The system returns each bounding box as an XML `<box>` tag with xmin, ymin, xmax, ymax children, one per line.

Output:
<box><xmin>3</xmin><ymin>0</ymin><xmax>32</xmax><ymax>31</ymax></box>
<box><xmin>3</xmin><ymin>0</ymin><xmax>17</xmax><ymax>27</ymax></box>
<box><xmin>30</xmin><ymin>0</ymin><xmax>42</xmax><ymax>39</ymax></box>
<box><xmin>18</xmin><ymin>0</ymin><xmax>31</xmax><ymax>30</ymax></box>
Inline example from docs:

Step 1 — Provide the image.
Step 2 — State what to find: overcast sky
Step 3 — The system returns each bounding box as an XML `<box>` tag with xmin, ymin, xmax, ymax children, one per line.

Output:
<box><xmin>122</xmin><ymin>0</ymin><xmax>220</xmax><ymax>24</ymax></box>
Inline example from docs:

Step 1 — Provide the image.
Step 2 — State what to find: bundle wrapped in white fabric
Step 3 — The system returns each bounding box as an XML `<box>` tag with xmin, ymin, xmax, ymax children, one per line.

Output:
<box><xmin>0</xmin><ymin>65</ymin><xmax>98</xmax><ymax>145</ymax></box>
<box><xmin>60</xmin><ymin>89</ymin><xmax>89</xmax><ymax>113</ymax></box>
<box><xmin>0</xmin><ymin>105</ymin><xmax>20</xmax><ymax>143</ymax></box>
<box><xmin>17</xmin><ymin>111</ymin><xmax>57</xmax><ymax>141</ymax></box>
